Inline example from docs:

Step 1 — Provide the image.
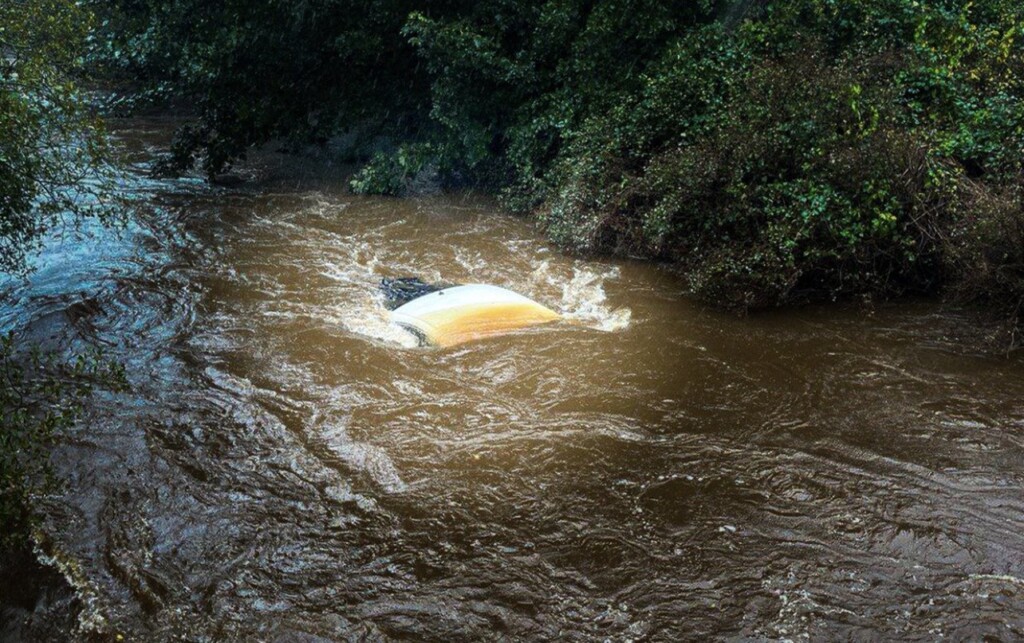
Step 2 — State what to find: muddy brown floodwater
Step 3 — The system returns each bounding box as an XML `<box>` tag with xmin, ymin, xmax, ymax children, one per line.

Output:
<box><xmin>3</xmin><ymin>115</ymin><xmax>1024</xmax><ymax>641</ymax></box>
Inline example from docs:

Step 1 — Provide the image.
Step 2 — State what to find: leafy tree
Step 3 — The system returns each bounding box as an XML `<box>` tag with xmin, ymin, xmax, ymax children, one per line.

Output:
<box><xmin>94</xmin><ymin>0</ymin><xmax>438</xmax><ymax>178</ymax></box>
<box><xmin>1</xmin><ymin>0</ymin><xmax>123</xmax><ymax>546</ymax></box>
<box><xmin>1</xmin><ymin>0</ymin><xmax>115</xmax><ymax>274</ymax></box>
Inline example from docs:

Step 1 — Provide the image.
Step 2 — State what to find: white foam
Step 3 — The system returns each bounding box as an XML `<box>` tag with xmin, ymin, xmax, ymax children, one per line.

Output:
<box><xmin>531</xmin><ymin>262</ymin><xmax>631</xmax><ymax>332</ymax></box>
<box><xmin>293</xmin><ymin>201</ymin><xmax>631</xmax><ymax>346</ymax></box>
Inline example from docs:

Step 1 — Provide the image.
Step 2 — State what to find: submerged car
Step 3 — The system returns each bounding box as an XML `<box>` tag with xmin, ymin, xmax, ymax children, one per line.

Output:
<box><xmin>383</xmin><ymin>279</ymin><xmax>561</xmax><ymax>347</ymax></box>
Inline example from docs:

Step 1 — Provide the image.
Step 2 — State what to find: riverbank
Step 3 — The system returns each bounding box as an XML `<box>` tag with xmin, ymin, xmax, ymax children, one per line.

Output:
<box><xmin>0</xmin><ymin>545</ymin><xmax>82</xmax><ymax>642</ymax></box>
<box><xmin>88</xmin><ymin>1</ymin><xmax>1024</xmax><ymax>333</ymax></box>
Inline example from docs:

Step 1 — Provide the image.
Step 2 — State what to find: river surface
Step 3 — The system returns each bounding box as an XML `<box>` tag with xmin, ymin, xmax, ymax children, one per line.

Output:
<box><xmin>3</xmin><ymin>116</ymin><xmax>1024</xmax><ymax>641</ymax></box>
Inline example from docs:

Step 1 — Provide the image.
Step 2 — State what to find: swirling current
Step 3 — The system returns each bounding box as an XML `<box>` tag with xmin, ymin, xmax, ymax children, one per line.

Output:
<box><xmin>2</xmin><ymin>116</ymin><xmax>1024</xmax><ymax>641</ymax></box>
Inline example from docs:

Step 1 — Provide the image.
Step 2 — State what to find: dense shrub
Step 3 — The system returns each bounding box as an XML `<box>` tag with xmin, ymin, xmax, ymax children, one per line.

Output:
<box><xmin>531</xmin><ymin>1</ymin><xmax>1024</xmax><ymax>312</ymax></box>
<box><xmin>540</xmin><ymin>40</ymin><xmax>950</xmax><ymax>308</ymax></box>
<box><xmin>943</xmin><ymin>184</ymin><xmax>1024</xmax><ymax>315</ymax></box>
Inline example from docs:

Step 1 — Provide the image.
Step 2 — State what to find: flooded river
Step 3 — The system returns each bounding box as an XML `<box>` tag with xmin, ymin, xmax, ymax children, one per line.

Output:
<box><xmin>3</xmin><ymin>116</ymin><xmax>1024</xmax><ymax>641</ymax></box>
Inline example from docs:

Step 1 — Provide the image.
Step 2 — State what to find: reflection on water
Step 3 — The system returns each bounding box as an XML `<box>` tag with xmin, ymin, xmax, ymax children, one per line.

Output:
<box><xmin>3</xmin><ymin>115</ymin><xmax>1024</xmax><ymax>640</ymax></box>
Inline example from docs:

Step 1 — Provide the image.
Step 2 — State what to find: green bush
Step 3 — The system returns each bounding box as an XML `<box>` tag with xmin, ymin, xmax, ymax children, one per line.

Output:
<box><xmin>533</xmin><ymin>1</ymin><xmax>1024</xmax><ymax>311</ymax></box>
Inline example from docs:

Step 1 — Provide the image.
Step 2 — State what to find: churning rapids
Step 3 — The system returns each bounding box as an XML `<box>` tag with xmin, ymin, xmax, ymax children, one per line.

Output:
<box><xmin>3</xmin><ymin>116</ymin><xmax>1024</xmax><ymax>642</ymax></box>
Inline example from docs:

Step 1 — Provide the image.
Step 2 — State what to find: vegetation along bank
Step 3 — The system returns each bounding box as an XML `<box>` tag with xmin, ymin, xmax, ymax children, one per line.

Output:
<box><xmin>90</xmin><ymin>0</ymin><xmax>1024</xmax><ymax>320</ymax></box>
